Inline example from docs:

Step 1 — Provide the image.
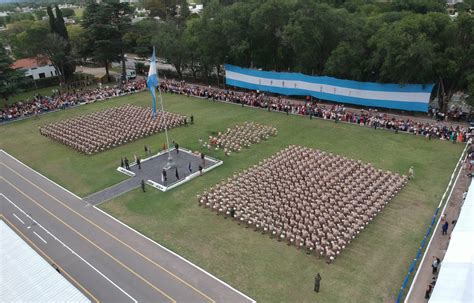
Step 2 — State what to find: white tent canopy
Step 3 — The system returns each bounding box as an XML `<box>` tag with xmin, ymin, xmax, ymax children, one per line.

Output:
<box><xmin>429</xmin><ymin>182</ymin><xmax>474</xmax><ymax>303</ymax></box>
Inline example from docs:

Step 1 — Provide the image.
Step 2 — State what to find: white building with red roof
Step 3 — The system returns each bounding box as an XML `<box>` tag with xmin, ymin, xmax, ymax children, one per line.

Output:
<box><xmin>12</xmin><ymin>58</ymin><xmax>58</xmax><ymax>80</ymax></box>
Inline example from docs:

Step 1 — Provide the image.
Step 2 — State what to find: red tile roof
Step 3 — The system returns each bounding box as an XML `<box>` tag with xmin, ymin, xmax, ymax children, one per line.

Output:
<box><xmin>12</xmin><ymin>58</ymin><xmax>52</xmax><ymax>69</ymax></box>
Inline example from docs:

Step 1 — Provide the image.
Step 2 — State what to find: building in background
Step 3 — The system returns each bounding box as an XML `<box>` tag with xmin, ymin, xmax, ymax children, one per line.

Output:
<box><xmin>12</xmin><ymin>58</ymin><xmax>58</xmax><ymax>80</ymax></box>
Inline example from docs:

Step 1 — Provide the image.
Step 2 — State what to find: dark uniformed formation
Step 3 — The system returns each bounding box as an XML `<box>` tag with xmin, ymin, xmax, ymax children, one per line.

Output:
<box><xmin>206</xmin><ymin>122</ymin><xmax>278</xmax><ymax>153</ymax></box>
<box><xmin>40</xmin><ymin>104</ymin><xmax>187</xmax><ymax>155</ymax></box>
<box><xmin>198</xmin><ymin>145</ymin><xmax>408</xmax><ymax>262</ymax></box>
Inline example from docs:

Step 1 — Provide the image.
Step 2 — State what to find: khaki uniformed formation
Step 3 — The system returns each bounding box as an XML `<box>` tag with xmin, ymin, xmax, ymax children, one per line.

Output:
<box><xmin>40</xmin><ymin>104</ymin><xmax>186</xmax><ymax>155</ymax></box>
<box><xmin>207</xmin><ymin>122</ymin><xmax>278</xmax><ymax>153</ymax></box>
<box><xmin>198</xmin><ymin>145</ymin><xmax>408</xmax><ymax>262</ymax></box>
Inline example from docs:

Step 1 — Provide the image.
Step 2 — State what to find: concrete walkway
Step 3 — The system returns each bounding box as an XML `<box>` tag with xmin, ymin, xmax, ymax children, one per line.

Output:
<box><xmin>406</xmin><ymin>164</ymin><xmax>471</xmax><ymax>302</ymax></box>
<box><xmin>83</xmin><ymin>178</ymin><xmax>139</xmax><ymax>206</ymax></box>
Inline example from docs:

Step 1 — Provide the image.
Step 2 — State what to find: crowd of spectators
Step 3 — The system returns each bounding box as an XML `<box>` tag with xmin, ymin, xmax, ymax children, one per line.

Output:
<box><xmin>161</xmin><ymin>80</ymin><xmax>470</xmax><ymax>142</ymax></box>
<box><xmin>198</xmin><ymin>145</ymin><xmax>407</xmax><ymax>262</ymax></box>
<box><xmin>1</xmin><ymin>80</ymin><xmax>146</xmax><ymax>123</ymax></box>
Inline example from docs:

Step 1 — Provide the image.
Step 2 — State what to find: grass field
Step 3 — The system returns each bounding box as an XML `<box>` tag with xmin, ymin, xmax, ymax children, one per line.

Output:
<box><xmin>0</xmin><ymin>91</ymin><xmax>464</xmax><ymax>302</ymax></box>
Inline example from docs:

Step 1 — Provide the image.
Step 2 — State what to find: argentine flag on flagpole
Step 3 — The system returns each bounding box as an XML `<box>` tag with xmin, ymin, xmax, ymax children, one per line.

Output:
<box><xmin>147</xmin><ymin>47</ymin><xmax>159</xmax><ymax>117</ymax></box>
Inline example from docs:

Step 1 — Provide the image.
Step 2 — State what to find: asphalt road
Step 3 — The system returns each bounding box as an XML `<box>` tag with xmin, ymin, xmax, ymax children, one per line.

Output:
<box><xmin>0</xmin><ymin>150</ymin><xmax>255</xmax><ymax>303</ymax></box>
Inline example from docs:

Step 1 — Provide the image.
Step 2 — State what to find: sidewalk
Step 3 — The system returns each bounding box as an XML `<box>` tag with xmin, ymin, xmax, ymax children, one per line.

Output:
<box><xmin>406</xmin><ymin>166</ymin><xmax>471</xmax><ymax>302</ymax></box>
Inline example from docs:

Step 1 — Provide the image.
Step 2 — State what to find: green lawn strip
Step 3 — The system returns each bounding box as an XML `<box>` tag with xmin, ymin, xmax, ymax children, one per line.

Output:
<box><xmin>0</xmin><ymin>90</ymin><xmax>463</xmax><ymax>301</ymax></box>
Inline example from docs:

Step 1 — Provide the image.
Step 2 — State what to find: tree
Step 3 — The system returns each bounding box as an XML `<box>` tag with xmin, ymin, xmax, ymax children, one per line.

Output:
<box><xmin>14</xmin><ymin>25</ymin><xmax>70</xmax><ymax>84</ymax></box>
<box><xmin>177</xmin><ymin>0</ymin><xmax>190</xmax><ymax>21</ymax></box>
<box><xmin>123</xmin><ymin>19</ymin><xmax>160</xmax><ymax>56</ymax></box>
<box><xmin>33</xmin><ymin>9</ymin><xmax>46</xmax><ymax>21</ymax></box>
<box><xmin>367</xmin><ymin>12</ymin><xmax>473</xmax><ymax>111</ymax></box>
<box><xmin>144</xmin><ymin>0</ymin><xmax>177</xmax><ymax>19</ymax></box>
<box><xmin>248</xmin><ymin>0</ymin><xmax>292</xmax><ymax>71</ymax></box>
<box><xmin>61</xmin><ymin>8</ymin><xmax>75</xmax><ymax>18</ymax></box>
<box><xmin>45</xmin><ymin>5</ymin><xmax>75</xmax><ymax>83</ymax></box>
<box><xmin>282</xmin><ymin>2</ymin><xmax>354</xmax><ymax>74</ymax></box>
<box><xmin>82</xmin><ymin>0</ymin><xmax>133</xmax><ymax>81</ymax></box>
<box><xmin>0</xmin><ymin>46</ymin><xmax>22</xmax><ymax>102</ymax></box>
<box><xmin>151</xmin><ymin>20</ymin><xmax>188</xmax><ymax>79</ymax></box>
<box><xmin>67</xmin><ymin>24</ymin><xmax>87</xmax><ymax>59</ymax></box>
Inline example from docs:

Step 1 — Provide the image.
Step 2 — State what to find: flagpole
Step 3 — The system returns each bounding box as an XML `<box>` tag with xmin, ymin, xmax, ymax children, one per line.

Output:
<box><xmin>157</xmin><ymin>83</ymin><xmax>172</xmax><ymax>160</ymax></box>
<box><xmin>153</xmin><ymin>46</ymin><xmax>175</xmax><ymax>170</ymax></box>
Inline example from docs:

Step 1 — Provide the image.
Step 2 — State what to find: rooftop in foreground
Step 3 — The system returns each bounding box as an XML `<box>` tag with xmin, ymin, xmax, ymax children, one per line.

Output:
<box><xmin>0</xmin><ymin>220</ymin><xmax>90</xmax><ymax>303</ymax></box>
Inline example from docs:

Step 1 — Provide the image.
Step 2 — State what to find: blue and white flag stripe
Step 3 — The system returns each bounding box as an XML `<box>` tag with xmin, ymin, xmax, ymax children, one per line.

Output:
<box><xmin>225</xmin><ymin>64</ymin><xmax>434</xmax><ymax>112</ymax></box>
<box><xmin>147</xmin><ymin>48</ymin><xmax>159</xmax><ymax>117</ymax></box>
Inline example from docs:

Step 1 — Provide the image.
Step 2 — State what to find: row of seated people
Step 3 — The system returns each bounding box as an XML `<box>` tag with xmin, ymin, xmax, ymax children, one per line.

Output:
<box><xmin>198</xmin><ymin>145</ymin><xmax>407</xmax><ymax>262</ymax></box>
<box><xmin>1</xmin><ymin>80</ymin><xmax>146</xmax><ymax>123</ymax></box>
<box><xmin>40</xmin><ymin>104</ymin><xmax>186</xmax><ymax>154</ymax></box>
<box><xmin>208</xmin><ymin>122</ymin><xmax>278</xmax><ymax>153</ymax></box>
<box><xmin>160</xmin><ymin>80</ymin><xmax>469</xmax><ymax>142</ymax></box>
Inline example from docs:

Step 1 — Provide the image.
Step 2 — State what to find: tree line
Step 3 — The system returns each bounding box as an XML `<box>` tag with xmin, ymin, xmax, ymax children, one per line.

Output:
<box><xmin>2</xmin><ymin>0</ymin><xmax>474</xmax><ymax>110</ymax></box>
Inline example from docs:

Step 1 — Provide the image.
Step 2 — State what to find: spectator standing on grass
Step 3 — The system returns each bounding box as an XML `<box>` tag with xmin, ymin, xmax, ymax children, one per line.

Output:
<box><xmin>314</xmin><ymin>273</ymin><xmax>322</xmax><ymax>293</ymax></box>
<box><xmin>141</xmin><ymin>180</ymin><xmax>146</xmax><ymax>192</ymax></box>
<box><xmin>120</xmin><ymin>157</ymin><xmax>124</xmax><ymax>168</ymax></box>
<box><xmin>409</xmin><ymin>166</ymin><xmax>415</xmax><ymax>179</ymax></box>
<box><xmin>190</xmin><ymin>115</ymin><xmax>194</xmax><ymax>124</ymax></box>
<box><xmin>442</xmin><ymin>221</ymin><xmax>449</xmax><ymax>235</ymax></box>
<box><xmin>144</xmin><ymin>145</ymin><xmax>148</xmax><ymax>155</ymax></box>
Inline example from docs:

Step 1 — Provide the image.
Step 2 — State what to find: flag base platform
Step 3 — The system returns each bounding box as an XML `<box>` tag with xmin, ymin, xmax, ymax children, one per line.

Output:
<box><xmin>116</xmin><ymin>147</ymin><xmax>222</xmax><ymax>192</ymax></box>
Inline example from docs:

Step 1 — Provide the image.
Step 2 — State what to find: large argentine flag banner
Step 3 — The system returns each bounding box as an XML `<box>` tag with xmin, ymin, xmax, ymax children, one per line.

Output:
<box><xmin>147</xmin><ymin>48</ymin><xmax>159</xmax><ymax>117</ymax></box>
<box><xmin>225</xmin><ymin>64</ymin><xmax>434</xmax><ymax>112</ymax></box>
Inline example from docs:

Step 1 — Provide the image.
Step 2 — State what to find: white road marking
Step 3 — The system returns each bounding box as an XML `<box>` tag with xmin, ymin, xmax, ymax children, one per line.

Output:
<box><xmin>0</xmin><ymin>193</ymin><xmax>138</xmax><ymax>303</ymax></box>
<box><xmin>12</xmin><ymin>213</ymin><xmax>25</xmax><ymax>224</ymax></box>
<box><xmin>33</xmin><ymin>231</ymin><xmax>48</xmax><ymax>244</ymax></box>
<box><xmin>2</xmin><ymin>149</ymin><xmax>256</xmax><ymax>303</ymax></box>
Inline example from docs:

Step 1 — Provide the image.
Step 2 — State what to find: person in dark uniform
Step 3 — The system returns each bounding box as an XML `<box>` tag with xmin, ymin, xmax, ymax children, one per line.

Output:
<box><xmin>120</xmin><ymin>158</ymin><xmax>124</xmax><ymax>168</ymax></box>
<box><xmin>175</xmin><ymin>142</ymin><xmax>179</xmax><ymax>154</ymax></box>
<box><xmin>175</xmin><ymin>167</ymin><xmax>180</xmax><ymax>180</ymax></box>
<box><xmin>230</xmin><ymin>208</ymin><xmax>235</xmax><ymax>218</ymax></box>
<box><xmin>201</xmin><ymin>152</ymin><xmax>205</xmax><ymax>167</ymax></box>
<box><xmin>188</xmin><ymin>162</ymin><xmax>192</xmax><ymax>173</ymax></box>
<box><xmin>184</xmin><ymin>117</ymin><xmax>188</xmax><ymax>127</ymax></box>
<box><xmin>198</xmin><ymin>165</ymin><xmax>203</xmax><ymax>176</ymax></box>
<box><xmin>190</xmin><ymin>115</ymin><xmax>194</xmax><ymax>124</ymax></box>
<box><xmin>162</xmin><ymin>169</ymin><xmax>167</xmax><ymax>185</ymax></box>
<box><xmin>144</xmin><ymin>145</ymin><xmax>148</xmax><ymax>155</ymax></box>
<box><xmin>314</xmin><ymin>273</ymin><xmax>322</xmax><ymax>293</ymax></box>
<box><xmin>141</xmin><ymin>180</ymin><xmax>146</xmax><ymax>192</ymax></box>
<box><xmin>124</xmin><ymin>157</ymin><xmax>130</xmax><ymax>170</ymax></box>
<box><xmin>425</xmin><ymin>284</ymin><xmax>433</xmax><ymax>299</ymax></box>
<box><xmin>137</xmin><ymin>157</ymin><xmax>141</xmax><ymax>169</ymax></box>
